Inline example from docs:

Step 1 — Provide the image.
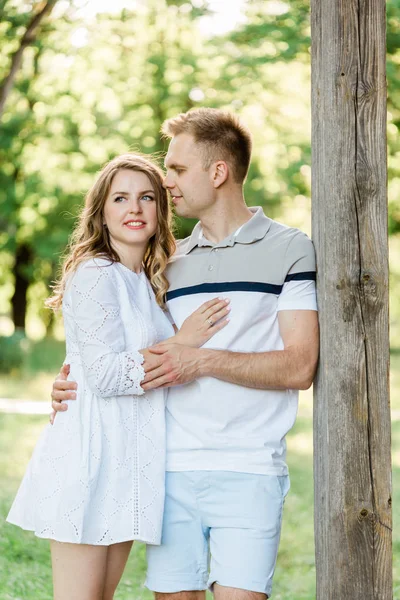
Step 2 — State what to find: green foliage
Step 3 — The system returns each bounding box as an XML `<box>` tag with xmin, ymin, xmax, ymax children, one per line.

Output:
<box><xmin>24</xmin><ymin>336</ymin><xmax>65</xmax><ymax>372</ymax></box>
<box><xmin>229</xmin><ymin>0</ymin><xmax>310</xmax><ymax>63</ymax></box>
<box><xmin>0</xmin><ymin>331</ymin><xmax>30</xmax><ymax>373</ymax></box>
<box><xmin>0</xmin><ymin>335</ymin><xmax>65</xmax><ymax>379</ymax></box>
<box><xmin>387</xmin><ymin>0</ymin><xmax>400</xmax><ymax>234</ymax></box>
<box><xmin>0</xmin><ymin>0</ymin><xmax>399</xmax><ymax>335</ymax></box>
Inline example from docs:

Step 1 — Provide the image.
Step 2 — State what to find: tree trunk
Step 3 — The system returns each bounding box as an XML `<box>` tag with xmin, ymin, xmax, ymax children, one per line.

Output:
<box><xmin>11</xmin><ymin>243</ymin><xmax>33</xmax><ymax>331</ymax></box>
<box><xmin>311</xmin><ymin>1</ymin><xmax>392</xmax><ymax>598</ymax></box>
<box><xmin>45</xmin><ymin>309</ymin><xmax>55</xmax><ymax>336</ymax></box>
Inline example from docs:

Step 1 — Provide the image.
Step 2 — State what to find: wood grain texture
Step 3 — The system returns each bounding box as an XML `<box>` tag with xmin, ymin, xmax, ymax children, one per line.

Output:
<box><xmin>311</xmin><ymin>0</ymin><xmax>392</xmax><ymax>598</ymax></box>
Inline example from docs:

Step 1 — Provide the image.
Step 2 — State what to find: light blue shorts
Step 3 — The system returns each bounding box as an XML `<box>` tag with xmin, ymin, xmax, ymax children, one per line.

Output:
<box><xmin>145</xmin><ymin>470</ymin><xmax>290</xmax><ymax>597</ymax></box>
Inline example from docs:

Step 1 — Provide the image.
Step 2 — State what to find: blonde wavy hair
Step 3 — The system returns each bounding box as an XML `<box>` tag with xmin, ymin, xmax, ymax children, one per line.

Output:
<box><xmin>46</xmin><ymin>153</ymin><xmax>176</xmax><ymax>310</ymax></box>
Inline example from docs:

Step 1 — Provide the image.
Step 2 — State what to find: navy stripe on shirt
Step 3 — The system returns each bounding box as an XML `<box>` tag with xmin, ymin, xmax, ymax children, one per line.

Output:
<box><xmin>285</xmin><ymin>271</ymin><xmax>316</xmax><ymax>283</ymax></box>
<box><xmin>166</xmin><ymin>272</ymin><xmax>316</xmax><ymax>301</ymax></box>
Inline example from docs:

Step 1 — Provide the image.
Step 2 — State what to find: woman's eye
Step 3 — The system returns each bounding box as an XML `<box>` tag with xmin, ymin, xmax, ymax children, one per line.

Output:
<box><xmin>114</xmin><ymin>196</ymin><xmax>126</xmax><ymax>203</ymax></box>
<box><xmin>141</xmin><ymin>195</ymin><xmax>155</xmax><ymax>202</ymax></box>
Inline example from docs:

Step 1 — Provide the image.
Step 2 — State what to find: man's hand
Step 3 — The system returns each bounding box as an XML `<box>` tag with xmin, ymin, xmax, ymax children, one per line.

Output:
<box><xmin>141</xmin><ymin>344</ymin><xmax>202</xmax><ymax>391</ymax></box>
<box><xmin>49</xmin><ymin>364</ymin><xmax>77</xmax><ymax>424</ymax></box>
<box><xmin>143</xmin><ymin>310</ymin><xmax>319</xmax><ymax>392</ymax></box>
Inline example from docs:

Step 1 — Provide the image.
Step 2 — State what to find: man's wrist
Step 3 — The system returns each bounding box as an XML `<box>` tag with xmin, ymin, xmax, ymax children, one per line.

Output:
<box><xmin>171</xmin><ymin>332</ymin><xmax>186</xmax><ymax>346</ymax></box>
<box><xmin>194</xmin><ymin>347</ymin><xmax>217</xmax><ymax>378</ymax></box>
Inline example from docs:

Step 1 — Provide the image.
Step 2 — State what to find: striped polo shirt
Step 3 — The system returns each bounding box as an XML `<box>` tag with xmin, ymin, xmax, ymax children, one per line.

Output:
<box><xmin>164</xmin><ymin>206</ymin><xmax>317</xmax><ymax>475</ymax></box>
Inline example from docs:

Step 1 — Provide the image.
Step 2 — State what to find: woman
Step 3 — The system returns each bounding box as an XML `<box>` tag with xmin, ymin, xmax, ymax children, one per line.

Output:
<box><xmin>6</xmin><ymin>153</ymin><xmax>229</xmax><ymax>600</ymax></box>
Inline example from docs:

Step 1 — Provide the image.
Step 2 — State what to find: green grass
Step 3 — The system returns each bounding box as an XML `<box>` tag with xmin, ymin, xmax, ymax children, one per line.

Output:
<box><xmin>1</xmin><ymin>413</ymin><xmax>397</xmax><ymax>599</ymax></box>
<box><xmin>0</xmin><ymin>342</ymin><xmax>398</xmax><ymax>598</ymax></box>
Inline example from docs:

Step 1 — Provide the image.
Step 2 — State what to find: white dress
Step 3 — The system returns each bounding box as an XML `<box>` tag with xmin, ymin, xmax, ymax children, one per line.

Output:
<box><xmin>7</xmin><ymin>258</ymin><xmax>174</xmax><ymax>545</ymax></box>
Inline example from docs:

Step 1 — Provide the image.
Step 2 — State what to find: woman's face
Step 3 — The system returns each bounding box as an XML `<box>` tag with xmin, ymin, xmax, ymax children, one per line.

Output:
<box><xmin>103</xmin><ymin>169</ymin><xmax>158</xmax><ymax>256</ymax></box>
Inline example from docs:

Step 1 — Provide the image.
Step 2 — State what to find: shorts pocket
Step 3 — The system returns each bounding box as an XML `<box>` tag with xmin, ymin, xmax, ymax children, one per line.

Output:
<box><xmin>277</xmin><ymin>474</ymin><xmax>290</xmax><ymax>499</ymax></box>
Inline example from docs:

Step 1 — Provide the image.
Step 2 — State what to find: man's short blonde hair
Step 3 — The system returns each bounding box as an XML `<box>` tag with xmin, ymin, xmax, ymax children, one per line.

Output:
<box><xmin>161</xmin><ymin>107</ymin><xmax>252</xmax><ymax>184</ymax></box>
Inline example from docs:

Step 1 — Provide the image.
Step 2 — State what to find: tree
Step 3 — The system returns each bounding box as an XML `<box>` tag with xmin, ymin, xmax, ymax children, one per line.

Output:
<box><xmin>0</xmin><ymin>0</ymin><xmax>59</xmax><ymax>119</ymax></box>
<box><xmin>0</xmin><ymin>0</ymin><xmax>209</xmax><ymax>332</ymax></box>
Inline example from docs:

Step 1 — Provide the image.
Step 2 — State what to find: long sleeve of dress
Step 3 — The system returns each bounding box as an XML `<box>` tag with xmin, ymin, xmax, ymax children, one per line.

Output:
<box><xmin>67</xmin><ymin>259</ymin><xmax>145</xmax><ymax>397</ymax></box>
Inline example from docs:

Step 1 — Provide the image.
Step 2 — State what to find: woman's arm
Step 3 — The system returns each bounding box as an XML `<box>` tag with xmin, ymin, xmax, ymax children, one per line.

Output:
<box><xmin>68</xmin><ymin>261</ymin><xmax>146</xmax><ymax>397</ymax></box>
<box><xmin>162</xmin><ymin>297</ymin><xmax>230</xmax><ymax>348</ymax></box>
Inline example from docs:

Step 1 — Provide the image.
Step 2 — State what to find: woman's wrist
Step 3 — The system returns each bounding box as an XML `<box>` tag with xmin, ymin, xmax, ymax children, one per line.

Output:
<box><xmin>157</xmin><ymin>332</ymin><xmax>190</xmax><ymax>347</ymax></box>
<box><xmin>172</xmin><ymin>332</ymin><xmax>198</xmax><ymax>347</ymax></box>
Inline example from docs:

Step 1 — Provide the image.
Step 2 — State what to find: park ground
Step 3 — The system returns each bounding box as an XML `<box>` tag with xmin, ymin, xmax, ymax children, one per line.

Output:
<box><xmin>0</xmin><ymin>341</ymin><xmax>398</xmax><ymax>599</ymax></box>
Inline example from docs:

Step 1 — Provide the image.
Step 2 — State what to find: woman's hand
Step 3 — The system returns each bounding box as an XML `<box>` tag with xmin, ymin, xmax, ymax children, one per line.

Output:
<box><xmin>173</xmin><ymin>298</ymin><xmax>230</xmax><ymax>348</ymax></box>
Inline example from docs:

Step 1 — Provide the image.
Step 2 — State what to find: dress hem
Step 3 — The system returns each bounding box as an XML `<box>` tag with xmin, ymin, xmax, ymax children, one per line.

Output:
<box><xmin>5</xmin><ymin>519</ymin><xmax>161</xmax><ymax>546</ymax></box>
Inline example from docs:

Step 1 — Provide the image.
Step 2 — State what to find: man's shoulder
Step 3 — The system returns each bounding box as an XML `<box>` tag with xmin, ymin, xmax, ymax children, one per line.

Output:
<box><xmin>264</xmin><ymin>219</ymin><xmax>316</xmax><ymax>277</ymax></box>
<box><xmin>267</xmin><ymin>217</ymin><xmax>311</xmax><ymax>242</ymax></box>
<box><xmin>259</xmin><ymin>217</ymin><xmax>313</xmax><ymax>255</ymax></box>
<box><xmin>168</xmin><ymin>237</ymin><xmax>191</xmax><ymax>264</ymax></box>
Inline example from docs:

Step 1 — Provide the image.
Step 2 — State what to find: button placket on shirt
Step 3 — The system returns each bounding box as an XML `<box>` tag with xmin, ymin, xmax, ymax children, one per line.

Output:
<box><xmin>204</xmin><ymin>247</ymin><xmax>220</xmax><ymax>282</ymax></box>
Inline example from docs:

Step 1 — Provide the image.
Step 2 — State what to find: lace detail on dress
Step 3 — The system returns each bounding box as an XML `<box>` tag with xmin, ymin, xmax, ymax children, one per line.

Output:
<box><xmin>119</xmin><ymin>351</ymin><xmax>145</xmax><ymax>395</ymax></box>
<box><xmin>64</xmin><ymin>259</ymin><xmax>147</xmax><ymax>397</ymax></box>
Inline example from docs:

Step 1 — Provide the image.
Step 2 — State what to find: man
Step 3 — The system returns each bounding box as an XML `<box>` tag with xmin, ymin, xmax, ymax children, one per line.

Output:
<box><xmin>52</xmin><ymin>108</ymin><xmax>319</xmax><ymax>599</ymax></box>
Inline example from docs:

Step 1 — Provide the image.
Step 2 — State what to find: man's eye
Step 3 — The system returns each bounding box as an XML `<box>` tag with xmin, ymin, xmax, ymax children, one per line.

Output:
<box><xmin>142</xmin><ymin>195</ymin><xmax>155</xmax><ymax>202</ymax></box>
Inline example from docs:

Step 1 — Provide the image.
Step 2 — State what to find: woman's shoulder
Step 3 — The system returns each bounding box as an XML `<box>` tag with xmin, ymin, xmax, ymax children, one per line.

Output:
<box><xmin>66</xmin><ymin>256</ymin><xmax>117</xmax><ymax>292</ymax></box>
<box><xmin>77</xmin><ymin>256</ymin><xmax>115</xmax><ymax>271</ymax></box>
<box><xmin>73</xmin><ymin>256</ymin><xmax>117</xmax><ymax>277</ymax></box>
<box><xmin>62</xmin><ymin>257</ymin><xmax>117</xmax><ymax>315</ymax></box>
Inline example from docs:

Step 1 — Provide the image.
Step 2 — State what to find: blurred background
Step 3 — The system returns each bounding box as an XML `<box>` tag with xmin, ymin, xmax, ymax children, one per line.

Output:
<box><xmin>0</xmin><ymin>1</ymin><xmax>399</xmax><ymax>598</ymax></box>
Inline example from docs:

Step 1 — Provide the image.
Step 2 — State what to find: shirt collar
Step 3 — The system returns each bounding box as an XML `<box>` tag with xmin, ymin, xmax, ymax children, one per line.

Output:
<box><xmin>185</xmin><ymin>207</ymin><xmax>271</xmax><ymax>254</ymax></box>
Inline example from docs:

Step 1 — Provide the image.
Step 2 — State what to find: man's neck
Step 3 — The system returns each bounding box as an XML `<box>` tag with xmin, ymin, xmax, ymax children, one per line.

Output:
<box><xmin>199</xmin><ymin>199</ymin><xmax>254</xmax><ymax>244</ymax></box>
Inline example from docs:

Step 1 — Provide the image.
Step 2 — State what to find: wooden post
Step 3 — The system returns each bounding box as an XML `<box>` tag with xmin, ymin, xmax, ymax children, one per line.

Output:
<box><xmin>311</xmin><ymin>1</ymin><xmax>392</xmax><ymax>598</ymax></box>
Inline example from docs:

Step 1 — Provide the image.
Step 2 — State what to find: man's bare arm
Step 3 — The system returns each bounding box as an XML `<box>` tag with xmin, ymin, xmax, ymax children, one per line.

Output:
<box><xmin>141</xmin><ymin>310</ymin><xmax>319</xmax><ymax>391</ymax></box>
<box><xmin>199</xmin><ymin>310</ymin><xmax>318</xmax><ymax>390</ymax></box>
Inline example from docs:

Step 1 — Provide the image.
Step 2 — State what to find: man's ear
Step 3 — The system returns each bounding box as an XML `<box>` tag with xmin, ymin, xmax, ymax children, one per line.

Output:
<box><xmin>212</xmin><ymin>161</ymin><xmax>229</xmax><ymax>188</ymax></box>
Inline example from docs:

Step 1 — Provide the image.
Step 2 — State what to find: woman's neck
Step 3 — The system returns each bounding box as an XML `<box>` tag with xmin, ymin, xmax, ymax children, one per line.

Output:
<box><xmin>111</xmin><ymin>241</ymin><xmax>145</xmax><ymax>274</ymax></box>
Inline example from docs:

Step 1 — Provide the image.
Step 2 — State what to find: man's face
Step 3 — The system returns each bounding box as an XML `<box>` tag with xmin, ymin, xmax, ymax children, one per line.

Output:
<box><xmin>163</xmin><ymin>133</ymin><xmax>216</xmax><ymax>219</ymax></box>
